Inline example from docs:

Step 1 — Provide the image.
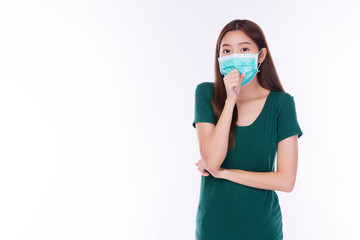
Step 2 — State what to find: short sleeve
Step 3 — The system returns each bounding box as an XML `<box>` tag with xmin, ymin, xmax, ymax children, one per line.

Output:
<box><xmin>276</xmin><ymin>94</ymin><xmax>303</xmax><ymax>143</ymax></box>
<box><xmin>192</xmin><ymin>82</ymin><xmax>217</xmax><ymax>128</ymax></box>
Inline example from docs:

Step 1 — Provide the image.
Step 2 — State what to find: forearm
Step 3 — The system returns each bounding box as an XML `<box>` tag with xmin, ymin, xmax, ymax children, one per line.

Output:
<box><xmin>202</xmin><ymin>99</ymin><xmax>235</xmax><ymax>173</ymax></box>
<box><xmin>217</xmin><ymin>169</ymin><xmax>293</xmax><ymax>193</ymax></box>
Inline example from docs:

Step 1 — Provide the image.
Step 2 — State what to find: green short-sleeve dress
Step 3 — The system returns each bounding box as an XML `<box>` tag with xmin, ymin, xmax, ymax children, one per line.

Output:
<box><xmin>192</xmin><ymin>82</ymin><xmax>303</xmax><ymax>240</ymax></box>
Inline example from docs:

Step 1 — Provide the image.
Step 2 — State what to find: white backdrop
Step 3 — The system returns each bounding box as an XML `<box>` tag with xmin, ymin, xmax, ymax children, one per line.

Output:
<box><xmin>0</xmin><ymin>0</ymin><xmax>359</xmax><ymax>239</ymax></box>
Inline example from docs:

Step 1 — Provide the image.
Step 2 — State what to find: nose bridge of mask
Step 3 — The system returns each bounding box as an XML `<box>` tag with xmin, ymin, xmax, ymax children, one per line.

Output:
<box><xmin>233</xmin><ymin>54</ymin><xmax>255</xmax><ymax>66</ymax></box>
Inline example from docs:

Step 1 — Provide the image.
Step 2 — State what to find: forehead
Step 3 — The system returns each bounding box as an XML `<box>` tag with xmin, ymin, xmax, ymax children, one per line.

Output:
<box><xmin>220</xmin><ymin>30</ymin><xmax>253</xmax><ymax>47</ymax></box>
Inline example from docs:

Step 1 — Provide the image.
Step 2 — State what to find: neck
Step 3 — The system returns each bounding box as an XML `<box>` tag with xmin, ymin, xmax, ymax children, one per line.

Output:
<box><xmin>236</xmin><ymin>76</ymin><xmax>265</xmax><ymax>102</ymax></box>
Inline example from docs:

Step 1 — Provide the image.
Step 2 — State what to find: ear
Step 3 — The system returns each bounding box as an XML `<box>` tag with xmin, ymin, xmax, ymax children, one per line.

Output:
<box><xmin>259</xmin><ymin>48</ymin><xmax>267</xmax><ymax>64</ymax></box>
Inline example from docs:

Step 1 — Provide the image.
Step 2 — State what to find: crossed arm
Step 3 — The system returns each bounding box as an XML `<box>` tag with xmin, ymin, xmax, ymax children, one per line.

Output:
<box><xmin>206</xmin><ymin>134</ymin><xmax>299</xmax><ymax>193</ymax></box>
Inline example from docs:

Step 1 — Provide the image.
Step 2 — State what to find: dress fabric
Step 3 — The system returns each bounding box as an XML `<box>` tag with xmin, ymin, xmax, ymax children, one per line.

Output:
<box><xmin>192</xmin><ymin>82</ymin><xmax>303</xmax><ymax>240</ymax></box>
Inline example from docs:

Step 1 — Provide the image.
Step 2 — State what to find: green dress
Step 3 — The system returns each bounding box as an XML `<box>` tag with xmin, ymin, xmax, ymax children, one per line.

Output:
<box><xmin>192</xmin><ymin>82</ymin><xmax>303</xmax><ymax>240</ymax></box>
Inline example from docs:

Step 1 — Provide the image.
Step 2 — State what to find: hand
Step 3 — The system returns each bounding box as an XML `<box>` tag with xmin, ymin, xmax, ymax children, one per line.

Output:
<box><xmin>195</xmin><ymin>158</ymin><xmax>209</xmax><ymax>177</ymax></box>
<box><xmin>223</xmin><ymin>69</ymin><xmax>246</xmax><ymax>104</ymax></box>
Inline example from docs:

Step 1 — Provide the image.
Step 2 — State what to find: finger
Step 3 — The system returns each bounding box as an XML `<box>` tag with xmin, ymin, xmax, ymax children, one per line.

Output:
<box><xmin>200</xmin><ymin>168</ymin><xmax>209</xmax><ymax>176</ymax></box>
<box><xmin>198</xmin><ymin>167</ymin><xmax>205</xmax><ymax>175</ymax></box>
<box><xmin>199</xmin><ymin>161</ymin><xmax>208</xmax><ymax>175</ymax></box>
<box><xmin>198</xmin><ymin>162</ymin><xmax>207</xmax><ymax>175</ymax></box>
<box><xmin>202</xmin><ymin>169</ymin><xmax>209</xmax><ymax>176</ymax></box>
<box><xmin>196</xmin><ymin>159</ymin><xmax>201</xmax><ymax>166</ymax></box>
<box><xmin>199</xmin><ymin>160</ymin><xmax>205</xmax><ymax>170</ymax></box>
<box><xmin>228</xmin><ymin>80</ymin><xmax>239</xmax><ymax>87</ymax></box>
<box><xmin>198</xmin><ymin>165</ymin><xmax>203</xmax><ymax>172</ymax></box>
<box><xmin>227</xmin><ymin>71</ymin><xmax>240</xmax><ymax>79</ymax></box>
<box><xmin>231</xmin><ymin>82</ymin><xmax>240</xmax><ymax>87</ymax></box>
<box><xmin>231</xmin><ymin>68</ymin><xmax>240</xmax><ymax>74</ymax></box>
<box><xmin>229</xmin><ymin>79</ymin><xmax>239</xmax><ymax>85</ymax></box>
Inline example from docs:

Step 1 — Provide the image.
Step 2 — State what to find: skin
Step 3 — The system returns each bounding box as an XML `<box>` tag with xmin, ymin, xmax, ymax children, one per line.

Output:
<box><xmin>195</xmin><ymin>30</ymin><xmax>299</xmax><ymax>193</ymax></box>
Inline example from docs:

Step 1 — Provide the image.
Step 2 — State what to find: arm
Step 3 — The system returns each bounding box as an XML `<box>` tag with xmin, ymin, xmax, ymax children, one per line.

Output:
<box><xmin>213</xmin><ymin>134</ymin><xmax>299</xmax><ymax>193</ymax></box>
<box><xmin>198</xmin><ymin>99</ymin><xmax>236</xmax><ymax>174</ymax></box>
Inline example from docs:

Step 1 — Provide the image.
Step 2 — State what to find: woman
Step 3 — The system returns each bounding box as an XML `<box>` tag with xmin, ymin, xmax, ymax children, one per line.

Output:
<box><xmin>192</xmin><ymin>19</ymin><xmax>303</xmax><ymax>240</ymax></box>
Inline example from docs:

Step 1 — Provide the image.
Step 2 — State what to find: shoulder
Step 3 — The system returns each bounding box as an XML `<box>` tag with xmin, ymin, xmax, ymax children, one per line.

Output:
<box><xmin>271</xmin><ymin>90</ymin><xmax>294</xmax><ymax>99</ymax></box>
<box><xmin>195</xmin><ymin>81</ymin><xmax>214</xmax><ymax>97</ymax></box>
<box><xmin>195</xmin><ymin>81</ymin><xmax>214</xmax><ymax>91</ymax></box>
<box><xmin>271</xmin><ymin>90</ymin><xmax>295</xmax><ymax>105</ymax></box>
<box><xmin>270</xmin><ymin>90</ymin><xmax>298</xmax><ymax>114</ymax></box>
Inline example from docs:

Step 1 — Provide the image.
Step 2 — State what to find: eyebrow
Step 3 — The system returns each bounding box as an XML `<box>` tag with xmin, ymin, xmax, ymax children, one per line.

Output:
<box><xmin>221</xmin><ymin>42</ymin><xmax>251</xmax><ymax>47</ymax></box>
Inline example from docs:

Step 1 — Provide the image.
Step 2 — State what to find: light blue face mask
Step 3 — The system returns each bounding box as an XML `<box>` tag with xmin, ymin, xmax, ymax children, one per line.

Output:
<box><xmin>217</xmin><ymin>48</ymin><xmax>263</xmax><ymax>86</ymax></box>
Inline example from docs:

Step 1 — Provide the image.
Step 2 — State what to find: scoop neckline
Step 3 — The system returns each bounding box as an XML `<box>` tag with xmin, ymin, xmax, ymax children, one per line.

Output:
<box><xmin>235</xmin><ymin>90</ymin><xmax>273</xmax><ymax>129</ymax></box>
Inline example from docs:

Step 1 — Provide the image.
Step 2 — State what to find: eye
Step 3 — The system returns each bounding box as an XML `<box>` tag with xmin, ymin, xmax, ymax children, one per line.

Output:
<box><xmin>223</xmin><ymin>49</ymin><xmax>230</xmax><ymax>54</ymax></box>
<box><xmin>241</xmin><ymin>48</ymin><xmax>249</xmax><ymax>52</ymax></box>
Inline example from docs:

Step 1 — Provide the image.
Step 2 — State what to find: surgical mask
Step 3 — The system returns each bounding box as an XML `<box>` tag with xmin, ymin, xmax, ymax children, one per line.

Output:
<box><xmin>217</xmin><ymin>48</ymin><xmax>263</xmax><ymax>86</ymax></box>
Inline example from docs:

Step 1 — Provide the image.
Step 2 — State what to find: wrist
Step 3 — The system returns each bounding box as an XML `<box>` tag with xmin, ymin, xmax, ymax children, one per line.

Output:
<box><xmin>214</xmin><ymin>168</ymin><xmax>227</xmax><ymax>179</ymax></box>
<box><xmin>225</xmin><ymin>98</ymin><xmax>236</xmax><ymax>107</ymax></box>
<box><xmin>221</xmin><ymin>169</ymin><xmax>228</xmax><ymax>179</ymax></box>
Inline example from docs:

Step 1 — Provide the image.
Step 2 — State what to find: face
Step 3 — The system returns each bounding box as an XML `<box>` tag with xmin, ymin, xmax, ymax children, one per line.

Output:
<box><xmin>219</xmin><ymin>30</ymin><xmax>267</xmax><ymax>63</ymax></box>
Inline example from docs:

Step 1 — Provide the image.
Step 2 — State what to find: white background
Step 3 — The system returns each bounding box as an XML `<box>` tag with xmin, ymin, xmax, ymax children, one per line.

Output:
<box><xmin>0</xmin><ymin>0</ymin><xmax>359</xmax><ymax>239</ymax></box>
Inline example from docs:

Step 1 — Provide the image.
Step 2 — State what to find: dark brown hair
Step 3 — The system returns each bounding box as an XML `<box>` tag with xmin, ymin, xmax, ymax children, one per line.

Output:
<box><xmin>211</xmin><ymin>19</ymin><xmax>285</xmax><ymax>151</ymax></box>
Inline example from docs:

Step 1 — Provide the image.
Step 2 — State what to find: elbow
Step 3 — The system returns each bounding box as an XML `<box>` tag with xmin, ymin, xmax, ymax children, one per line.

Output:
<box><xmin>201</xmin><ymin>154</ymin><xmax>219</xmax><ymax>174</ymax></box>
<box><xmin>207</xmin><ymin>166</ymin><xmax>220</xmax><ymax>176</ymax></box>
<box><xmin>284</xmin><ymin>181</ymin><xmax>295</xmax><ymax>193</ymax></box>
<box><xmin>201</xmin><ymin>151</ymin><xmax>224</xmax><ymax>176</ymax></box>
<box><xmin>284</xmin><ymin>185</ymin><xmax>294</xmax><ymax>193</ymax></box>
<box><xmin>202</xmin><ymin>159</ymin><xmax>220</xmax><ymax>175</ymax></box>
<box><xmin>279</xmin><ymin>172</ymin><xmax>296</xmax><ymax>193</ymax></box>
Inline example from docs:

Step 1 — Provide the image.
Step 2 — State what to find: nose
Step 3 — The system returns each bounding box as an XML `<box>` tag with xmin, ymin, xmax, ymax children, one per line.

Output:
<box><xmin>234</xmin><ymin>49</ymin><xmax>242</xmax><ymax>54</ymax></box>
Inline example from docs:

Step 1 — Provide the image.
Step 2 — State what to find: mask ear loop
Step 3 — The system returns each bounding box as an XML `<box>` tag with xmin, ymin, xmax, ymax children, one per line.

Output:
<box><xmin>257</xmin><ymin>48</ymin><xmax>263</xmax><ymax>73</ymax></box>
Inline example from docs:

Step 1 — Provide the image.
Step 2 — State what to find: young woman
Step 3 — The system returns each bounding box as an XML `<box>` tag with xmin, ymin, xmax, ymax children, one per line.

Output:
<box><xmin>192</xmin><ymin>19</ymin><xmax>303</xmax><ymax>240</ymax></box>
